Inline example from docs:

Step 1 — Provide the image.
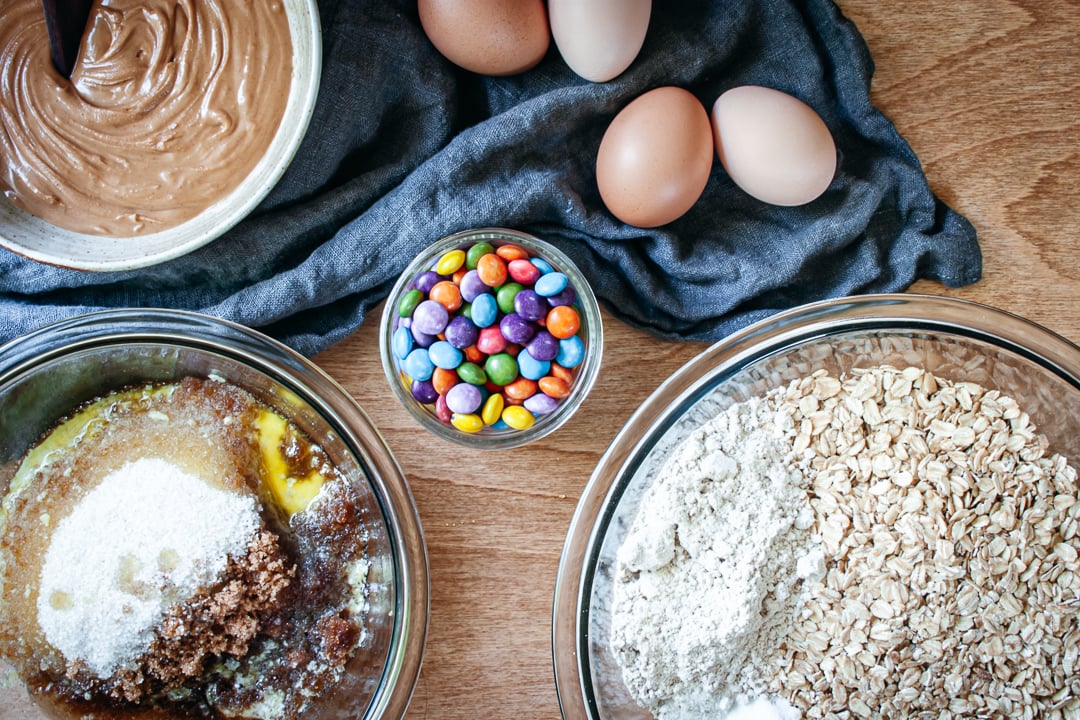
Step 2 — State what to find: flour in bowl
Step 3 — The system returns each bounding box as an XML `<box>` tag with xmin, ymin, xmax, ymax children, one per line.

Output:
<box><xmin>610</xmin><ymin>393</ymin><xmax>822</xmax><ymax>719</ymax></box>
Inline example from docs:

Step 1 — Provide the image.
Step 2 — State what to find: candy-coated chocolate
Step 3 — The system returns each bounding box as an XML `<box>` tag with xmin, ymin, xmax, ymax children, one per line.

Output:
<box><xmin>457</xmin><ymin>361</ymin><xmax>487</xmax><ymax>385</ymax></box>
<box><xmin>495</xmin><ymin>243</ymin><xmax>529</xmax><ymax>261</ymax></box>
<box><xmin>403</xmin><ymin>348</ymin><xmax>435</xmax><ymax>381</ymax></box>
<box><xmin>534</xmin><ymin>271</ymin><xmax>568</xmax><ymax>297</ymax></box>
<box><xmin>504</xmin><ymin>377</ymin><xmax>538</xmax><ymax>401</ymax></box>
<box><xmin>496</xmin><ymin>282</ymin><xmax>524</xmax><ymax>314</ymax></box>
<box><xmin>470</xmin><ymin>293</ymin><xmax>499</xmax><ymax>328</ymax></box>
<box><xmin>546</xmin><ymin>285</ymin><xmax>577</xmax><ymax>307</ymax></box>
<box><xmin>499</xmin><ymin>312</ymin><xmax>535</xmax><ymax>344</ymax></box>
<box><xmin>446</xmin><ymin>382</ymin><xmax>483</xmax><ymax>414</ymax></box>
<box><xmin>415</xmin><ymin>270</ymin><xmax>442</xmax><ymax>294</ymax></box>
<box><xmin>524</xmin><ymin>393</ymin><xmax>559</xmax><ymax>415</ymax></box>
<box><xmin>477</xmin><ymin>325</ymin><xmax>509</xmax><ymax>355</ymax></box>
<box><xmin>463</xmin><ymin>344</ymin><xmax>485</xmax><ymax>364</ymax></box>
<box><xmin>517</xmin><ymin>348</ymin><xmax>550</xmax><ymax>381</ymax></box>
<box><xmin>451</xmin><ymin>413</ymin><xmax>484</xmax><ymax>433</ymax></box>
<box><xmin>435</xmin><ymin>394</ymin><xmax>453</xmax><ymax>423</ymax></box>
<box><xmin>410</xmin><ymin>326</ymin><xmax>437</xmax><ymax>348</ymax></box>
<box><xmin>429</xmin><ymin>281</ymin><xmax>463</xmax><ymax>311</ymax></box>
<box><xmin>432</xmin><ymin>366</ymin><xmax>459</xmax><ymax>395</ymax></box>
<box><xmin>525</xmin><ymin>329</ymin><xmax>559</xmax><ymax>361</ymax></box>
<box><xmin>459</xmin><ymin>270</ymin><xmax>489</xmax><ymax>302</ymax></box>
<box><xmin>513</xmin><ymin>289</ymin><xmax>546</xmax><ymax>321</ymax></box>
<box><xmin>466</xmin><ymin>241</ymin><xmax>495</xmax><ymax>269</ymax></box>
<box><xmin>436</xmin><ymin>248</ymin><xmax>466</xmax><ymax>275</ymax></box>
<box><xmin>476</xmin><ymin>253</ymin><xmax>508</xmax><ymax>286</ymax></box>
<box><xmin>428</xmin><ymin>340</ymin><xmax>463</xmax><ymax>369</ymax></box>
<box><xmin>546</xmin><ymin>305</ymin><xmax>580</xmax><ymax>339</ymax></box>
<box><xmin>508</xmin><ymin>258</ymin><xmax>541</xmax><ymax>285</ymax></box>
<box><xmin>501</xmin><ymin>405</ymin><xmax>536</xmax><ymax>430</ymax></box>
<box><xmin>412</xmin><ymin>379</ymin><xmax>439</xmax><ymax>404</ymax></box>
<box><xmin>392</xmin><ymin>326</ymin><xmax>414</xmax><ymax>360</ymax></box>
<box><xmin>530</xmin><ymin>257</ymin><xmax>554</xmax><ymax>275</ymax></box>
<box><xmin>444</xmin><ymin>315</ymin><xmax>479</xmax><ymax>349</ymax></box>
<box><xmin>481</xmin><ymin>393</ymin><xmax>504</xmax><ymax>425</ymax></box>
<box><xmin>484</xmin><ymin>352</ymin><xmax>519</xmax><ymax>386</ymax></box>
<box><xmin>412</xmin><ymin>300</ymin><xmax>450</xmax><ymax>335</ymax></box>
<box><xmin>399</xmin><ymin>288</ymin><xmax>424</xmax><ymax>318</ymax></box>
<box><xmin>556</xmin><ymin>335</ymin><xmax>585</xmax><ymax>368</ymax></box>
<box><xmin>539</xmin><ymin>375</ymin><xmax>571</xmax><ymax>398</ymax></box>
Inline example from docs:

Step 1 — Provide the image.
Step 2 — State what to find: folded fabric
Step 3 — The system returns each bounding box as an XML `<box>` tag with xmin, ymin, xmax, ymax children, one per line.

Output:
<box><xmin>0</xmin><ymin>0</ymin><xmax>979</xmax><ymax>357</ymax></box>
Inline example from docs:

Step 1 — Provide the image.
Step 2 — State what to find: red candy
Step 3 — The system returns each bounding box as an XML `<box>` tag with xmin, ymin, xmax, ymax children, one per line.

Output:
<box><xmin>508</xmin><ymin>258</ymin><xmax>541</xmax><ymax>285</ymax></box>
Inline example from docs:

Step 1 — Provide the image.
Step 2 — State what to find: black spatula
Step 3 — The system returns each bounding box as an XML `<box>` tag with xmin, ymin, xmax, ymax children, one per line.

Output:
<box><xmin>41</xmin><ymin>0</ymin><xmax>95</xmax><ymax>78</ymax></box>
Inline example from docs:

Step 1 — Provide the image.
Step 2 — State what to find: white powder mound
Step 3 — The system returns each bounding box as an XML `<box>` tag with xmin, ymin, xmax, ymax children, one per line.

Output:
<box><xmin>610</xmin><ymin>395</ymin><xmax>821</xmax><ymax>720</ymax></box>
<box><xmin>36</xmin><ymin>457</ymin><xmax>261</xmax><ymax>677</ymax></box>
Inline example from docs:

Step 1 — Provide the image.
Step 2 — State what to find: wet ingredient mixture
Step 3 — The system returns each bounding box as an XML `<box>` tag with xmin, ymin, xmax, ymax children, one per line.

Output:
<box><xmin>0</xmin><ymin>377</ymin><xmax>373</xmax><ymax>720</ymax></box>
<box><xmin>0</xmin><ymin>0</ymin><xmax>293</xmax><ymax>236</ymax></box>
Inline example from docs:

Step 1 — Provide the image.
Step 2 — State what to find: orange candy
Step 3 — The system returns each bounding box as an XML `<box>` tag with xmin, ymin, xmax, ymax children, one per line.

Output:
<box><xmin>504</xmin><ymin>377</ymin><xmax>538</xmax><ymax>401</ymax></box>
<box><xmin>476</xmin><ymin>253</ymin><xmax>508</xmax><ymax>287</ymax></box>
<box><xmin>550</xmin><ymin>362</ymin><xmax>574</xmax><ymax>384</ymax></box>
<box><xmin>463</xmin><ymin>345</ymin><xmax>484</xmax><ymax>364</ymax></box>
<box><xmin>452</xmin><ymin>267</ymin><xmax>468</xmax><ymax>285</ymax></box>
<box><xmin>538</xmin><ymin>376</ymin><xmax>571</xmax><ymax>399</ymax></box>
<box><xmin>546</xmin><ymin>305</ymin><xmax>580</xmax><ymax>339</ymax></box>
<box><xmin>495</xmin><ymin>243</ymin><xmax>529</xmax><ymax>262</ymax></box>
<box><xmin>429</xmin><ymin>281</ymin><xmax>462</xmax><ymax>311</ymax></box>
<box><xmin>432</xmin><ymin>367</ymin><xmax>459</xmax><ymax>395</ymax></box>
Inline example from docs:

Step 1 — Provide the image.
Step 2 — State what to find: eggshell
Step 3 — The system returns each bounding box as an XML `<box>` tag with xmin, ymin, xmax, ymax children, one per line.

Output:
<box><xmin>549</xmin><ymin>0</ymin><xmax>651</xmax><ymax>82</ymax></box>
<box><xmin>711</xmin><ymin>85</ymin><xmax>837</xmax><ymax>206</ymax></box>
<box><xmin>418</xmin><ymin>0</ymin><xmax>550</xmax><ymax>76</ymax></box>
<box><xmin>596</xmin><ymin>87</ymin><xmax>713</xmax><ymax>228</ymax></box>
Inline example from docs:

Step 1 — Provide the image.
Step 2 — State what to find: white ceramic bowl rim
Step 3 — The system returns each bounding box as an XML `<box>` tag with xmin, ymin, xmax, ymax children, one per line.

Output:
<box><xmin>0</xmin><ymin>0</ymin><xmax>322</xmax><ymax>272</ymax></box>
<box><xmin>551</xmin><ymin>293</ymin><xmax>1080</xmax><ymax>719</ymax></box>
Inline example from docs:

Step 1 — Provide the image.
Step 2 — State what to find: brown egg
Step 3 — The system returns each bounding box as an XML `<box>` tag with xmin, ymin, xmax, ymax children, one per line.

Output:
<box><xmin>596</xmin><ymin>86</ymin><xmax>714</xmax><ymax>228</ymax></box>
<box><xmin>418</xmin><ymin>0</ymin><xmax>550</xmax><ymax>76</ymax></box>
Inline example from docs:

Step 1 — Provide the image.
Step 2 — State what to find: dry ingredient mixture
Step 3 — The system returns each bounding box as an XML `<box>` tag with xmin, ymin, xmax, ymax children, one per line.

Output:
<box><xmin>611</xmin><ymin>365</ymin><xmax>1080</xmax><ymax>720</ymax></box>
<box><xmin>0</xmin><ymin>0</ymin><xmax>293</xmax><ymax>236</ymax></box>
<box><xmin>0</xmin><ymin>377</ymin><xmax>373</xmax><ymax>720</ymax></box>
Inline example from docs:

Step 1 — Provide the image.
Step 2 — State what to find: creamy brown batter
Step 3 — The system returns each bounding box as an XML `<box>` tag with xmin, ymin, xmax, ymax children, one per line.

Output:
<box><xmin>0</xmin><ymin>0</ymin><xmax>293</xmax><ymax>237</ymax></box>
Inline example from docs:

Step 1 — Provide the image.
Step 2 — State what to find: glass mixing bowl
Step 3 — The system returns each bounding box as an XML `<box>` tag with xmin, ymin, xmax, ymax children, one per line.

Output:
<box><xmin>552</xmin><ymin>293</ymin><xmax>1080</xmax><ymax>719</ymax></box>
<box><xmin>0</xmin><ymin>309</ymin><xmax>428</xmax><ymax>720</ymax></box>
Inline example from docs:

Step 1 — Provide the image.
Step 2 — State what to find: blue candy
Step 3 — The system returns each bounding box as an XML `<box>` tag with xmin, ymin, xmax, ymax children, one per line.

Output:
<box><xmin>392</xmin><ymin>326</ymin><xmax>414</xmax><ymax>360</ymax></box>
<box><xmin>530</xmin><ymin>257</ymin><xmax>555</xmax><ymax>275</ymax></box>
<box><xmin>402</xmin><ymin>348</ymin><xmax>435</xmax><ymax>381</ymax></box>
<box><xmin>556</xmin><ymin>335</ymin><xmax>585</xmax><ymax>368</ymax></box>
<box><xmin>471</xmin><ymin>293</ymin><xmax>499</xmax><ymax>328</ymax></box>
<box><xmin>534</xmin><ymin>271</ymin><xmax>568</xmax><ymax>297</ymax></box>
<box><xmin>517</xmin><ymin>348</ymin><xmax>551</xmax><ymax>381</ymax></box>
<box><xmin>428</xmin><ymin>340</ymin><xmax>463</xmax><ymax>370</ymax></box>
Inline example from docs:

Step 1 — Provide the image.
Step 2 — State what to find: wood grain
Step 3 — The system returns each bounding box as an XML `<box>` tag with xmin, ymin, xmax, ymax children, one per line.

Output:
<box><xmin>2</xmin><ymin>1</ymin><xmax>1077</xmax><ymax>719</ymax></box>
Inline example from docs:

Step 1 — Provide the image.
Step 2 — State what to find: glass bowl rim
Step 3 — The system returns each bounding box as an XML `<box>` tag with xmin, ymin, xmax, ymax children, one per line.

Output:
<box><xmin>0</xmin><ymin>307</ymin><xmax>430</xmax><ymax>720</ymax></box>
<box><xmin>551</xmin><ymin>292</ymin><xmax>1080</xmax><ymax>719</ymax></box>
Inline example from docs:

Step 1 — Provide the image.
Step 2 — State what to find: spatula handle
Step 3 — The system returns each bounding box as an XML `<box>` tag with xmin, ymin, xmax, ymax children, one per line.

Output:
<box><xmin>40</xmin><ymin>0</ymin><xmax>95</xmax><ymax>78</ymax></box>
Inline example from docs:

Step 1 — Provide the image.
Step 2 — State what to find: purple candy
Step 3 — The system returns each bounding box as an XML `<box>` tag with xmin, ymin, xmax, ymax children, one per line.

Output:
<box><xmin>513</xmin><ymin>289</ymin><xmax>546</xmax><ymax>322</ymax></box>
<box><xmin>459</xmin><ymin>270</ymin><xmax>489</xmax><ymax>303</ymax></box>
<box><xmin>446</xmin><ymin>382</ymin><xmax>482</xmax><ymax>414</ymax></box>
<box><xmin>525</xmin><ymin>330</ymin><xmax>559</xmax><ymax>362</ymax></box>
<box><xmin>546</xmin><ymin>285</ymin><xmax>577</xmax><ymax>308</ymax></box>
<box><xmin>412</xmin><ymin>300</ymin><xmax>449</xmax><ymax>335</ymax></box>
<box><xmin>415</xmin><ymin>270</ymin><xmax>442</xmax><ymax>294</ymax></box>
<box><xmin>444</xmin><ymin>315</ymin><xmax>479</xmax><ymax>349</ymax></box>
<box><xmin>524</xmin><ymin>393</ymin><xmax>559</xmax><ymax>415</ymax></box>
<box><xmin>411</xmin><ymin>326</ymin><xmax>437</xmax><ymax>348</ymax></box>
<box><xmin>500</xmin><ymin>312</ymin><xmax>536</xmax><ymax>345</ymax></box>
<box><xmin>411</xmin><ymin>379</ymin><xmax>439</xmax><ymax>404</ymax></box>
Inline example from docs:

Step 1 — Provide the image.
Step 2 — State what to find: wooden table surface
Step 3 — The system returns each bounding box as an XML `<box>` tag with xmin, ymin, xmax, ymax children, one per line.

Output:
<box><xmin>2</xmin><ymin>1</ymin><xmax>1076</xmax><ymax>719</ymax></box>
<box><xmin>317</xmin><ymin>1</ymin><xmax>1080</xmax><ymax>718</ymax></box>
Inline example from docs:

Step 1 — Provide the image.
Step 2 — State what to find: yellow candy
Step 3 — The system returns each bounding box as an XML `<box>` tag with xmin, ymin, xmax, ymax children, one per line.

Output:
<box><xmin>481</xmin><ymin>393</ymin><xmax>504</xmax><ymax>426</ymax></box>
<box><xmin>502</xmin><ymin>405</ymin><xmax>535</xmax><ymax>430</ymax></box>
<box><xmin>451</xmin><ymin>412</ymin><xmax>484</xmax><ymax>433</ymax></box>
<box><xmin>435</xmin><ymin>249</ymin><xmax>466</xmax><ymax>276</ymax></box>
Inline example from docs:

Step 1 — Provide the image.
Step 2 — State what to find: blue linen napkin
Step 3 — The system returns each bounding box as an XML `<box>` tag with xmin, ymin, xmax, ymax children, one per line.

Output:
<box><xmin>0</xmin><ymin>0</ymin><xmax>979</xmax><ymax>357</ymax></box>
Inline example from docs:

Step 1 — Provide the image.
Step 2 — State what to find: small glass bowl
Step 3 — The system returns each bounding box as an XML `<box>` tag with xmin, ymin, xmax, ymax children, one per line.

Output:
<box><xmin>0</xmin><ymin>309</ymin><xmax>428</xmax><ymax>720</ymax></box>
<box><xmin>552</xmin><ymin>293</ymin><xmax>1080</xmax><ymax>719</ymax></box>
<box><xmin>380</xmin><ymin>228</ymin><xmax>603</xmax><ymax>450</ymax></box>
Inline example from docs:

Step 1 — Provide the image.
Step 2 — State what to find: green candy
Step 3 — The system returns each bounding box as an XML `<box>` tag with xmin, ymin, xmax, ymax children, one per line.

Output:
<box><xmin>457</xmin><ymin>362</ymin><xmax>487</xmax><ymax>385</ymax></box>
<box><xmin>484</xmin><ymin>353</ymin><xmax>518</xmax><ymax>386</ymax></box>
<box><xmin>466</xmin><ymin>242</ymin><xmax>495</xmax><ymax>270</ymax></box>
<box><xmin>496</xmin><ymin>282</ymin><xmax>523</xmax><ymax>315</ymax></box>
<box><xmin>398</xmin><ymin>288</ymin><xmax>424</xmax><ymax>318</ymax></box>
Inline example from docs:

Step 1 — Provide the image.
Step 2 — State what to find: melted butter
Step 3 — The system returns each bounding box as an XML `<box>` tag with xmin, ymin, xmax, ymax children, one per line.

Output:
<box><xmin>255</xmin><ymin>410</ymin><xmax>327</xmax><ymax>517</ymax></box>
